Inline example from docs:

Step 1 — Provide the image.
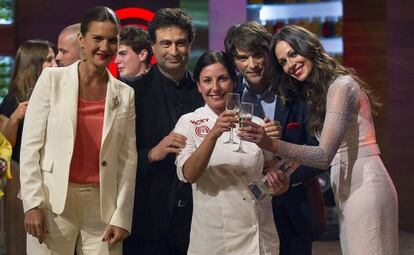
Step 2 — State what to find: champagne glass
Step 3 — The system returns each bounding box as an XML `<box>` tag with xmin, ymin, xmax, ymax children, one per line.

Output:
<box><xmin>234</xmin><ymin>102</ymin><xmax>254</xmax><ymax>153</ymax></box>
<box><xmin>248</xmin><ymin>158</ymin><xmax>289</xmax><ymax>201</ymax></box>
<box><xmin>248</xmin><ymin>174</ymin><xmax>272</xmax><ymax>201</ymax></box>
<box><xmin>224</xmin><ymin>93</ymin><xmax>240</xmax><ymax>144</ymax></box>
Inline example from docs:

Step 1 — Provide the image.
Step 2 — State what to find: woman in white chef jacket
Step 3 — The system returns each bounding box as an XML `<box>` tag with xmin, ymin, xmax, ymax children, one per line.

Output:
<box><xmin>174</xmin><ymin>50</ymin><xmax>290</xmax><ymax>255</ymax></box>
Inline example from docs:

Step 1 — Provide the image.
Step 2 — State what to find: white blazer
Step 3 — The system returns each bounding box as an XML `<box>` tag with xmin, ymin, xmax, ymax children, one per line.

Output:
<box><xmin>19</xmin><ymin>61</ymin><xmax>137</xmax><ymax>232</ymax></box>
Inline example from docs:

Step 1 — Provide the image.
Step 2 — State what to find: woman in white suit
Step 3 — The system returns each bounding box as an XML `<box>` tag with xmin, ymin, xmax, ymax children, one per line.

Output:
<box><xmin>19</xmin><ymin>6</ymin><xmax>137</xmax><ymax>255</ymax></box>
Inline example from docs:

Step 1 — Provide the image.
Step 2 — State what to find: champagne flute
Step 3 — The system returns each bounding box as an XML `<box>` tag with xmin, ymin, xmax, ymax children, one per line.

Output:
<box><xmin>224</xmin><ymin>93</ymin><xmax>240</xmax><ymax>144</ymax></box>
<box><xmin>234</xmin><ymin>102</ymin><xmax>254</xmax><ymax>153</ymax></box>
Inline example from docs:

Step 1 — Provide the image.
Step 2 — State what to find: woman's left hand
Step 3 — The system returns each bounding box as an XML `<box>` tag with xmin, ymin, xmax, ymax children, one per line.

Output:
<box><xmin>102</xmin><ymin>225</ymin><xmax>130</xmax><ymax>245</ymax></box>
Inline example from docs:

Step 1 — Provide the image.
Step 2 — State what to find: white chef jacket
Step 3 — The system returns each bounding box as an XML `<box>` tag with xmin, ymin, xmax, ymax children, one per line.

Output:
<box><xmin>175</xmin><ymin>105</ymin><xmax>279</xmax><ymax>255</ymax></box>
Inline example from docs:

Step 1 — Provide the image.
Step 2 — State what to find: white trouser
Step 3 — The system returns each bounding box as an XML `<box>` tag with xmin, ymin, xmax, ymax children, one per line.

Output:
<box><xmin>27</xmin><ymin>183</ymin><xmax>122</xmax><ymax>255</ymax></box>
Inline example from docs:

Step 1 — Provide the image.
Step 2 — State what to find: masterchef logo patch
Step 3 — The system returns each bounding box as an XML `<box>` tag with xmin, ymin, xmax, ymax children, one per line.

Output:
<box><xmin>195</xmin><ymin>126</ymin><xmax>210</xmax><ymax>138</ymax></box>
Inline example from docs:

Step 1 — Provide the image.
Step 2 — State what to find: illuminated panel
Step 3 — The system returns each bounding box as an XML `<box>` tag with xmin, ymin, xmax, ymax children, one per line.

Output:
<box><xmin>259</xmin><ymin>2</ymin><xmax>342</xmax><ymax>21</ymax></box>
<box><xmin>0</xmin><ymin>0</ymin><xmax>14</xmax><ymax>25</ymax></box>
<box><xmin>116</xmin><ymin>7</ymin><xmax>155</xmax><ymax>21</ymax></box>
<box><xmin>254</xmin><ymin>1</ymin><xmax>343</xmax><ymax>54</ymax></box>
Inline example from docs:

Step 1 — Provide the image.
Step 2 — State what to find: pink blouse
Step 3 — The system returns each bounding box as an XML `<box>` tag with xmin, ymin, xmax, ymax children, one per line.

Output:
<box><xmin>69</xmin><ymin>98</ymin><xmax>105</xmax><ymax>183</ymax></box>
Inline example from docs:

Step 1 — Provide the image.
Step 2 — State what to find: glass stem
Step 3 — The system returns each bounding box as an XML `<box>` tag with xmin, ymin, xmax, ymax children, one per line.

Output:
<box><xmin>237</xmin><ymin>139</ymin><xmax>243</xmax><ymax>151</ymax></box>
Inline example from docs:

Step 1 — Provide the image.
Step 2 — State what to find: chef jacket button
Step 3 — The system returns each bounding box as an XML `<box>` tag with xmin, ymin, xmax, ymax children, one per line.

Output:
<box><xmin>101</xmin><ymin>161</ymin><xmax>107</xmax><ymax>167</ymax></box>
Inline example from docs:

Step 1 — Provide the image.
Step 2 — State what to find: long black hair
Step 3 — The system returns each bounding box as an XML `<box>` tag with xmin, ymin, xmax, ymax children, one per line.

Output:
<box><xmin>267</xmin><ymin>25</ymin><xmax>380</xmax><ymax>134</ymax></box>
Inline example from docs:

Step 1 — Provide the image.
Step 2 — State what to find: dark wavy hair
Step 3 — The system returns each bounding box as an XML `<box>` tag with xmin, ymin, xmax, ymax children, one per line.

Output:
<box><xmin>267</xmin><ymin>25</ymin><xmax>380</xmax><ymax>134</ymax></box>
<box><xmin>120</xmin><ymin>26</ymin><xmax>153</xmax><ymax>65</ymax></box>
<box><xmin>148</xmin><ymin>8</ymin><xmax>195</xmax><ymax>44</ymax></box>
<box><xmin>224</xmin><ymin>21</ymin><xmax>271</xmax><ymax>60</ymax></box>
<box><xmin>9</xmin><ymin>39</ymin><xmax>55</xmax><ymax>102</ymax></box>
<box><xmin>193</xmin><ymin>50</ymin><xmax>236</xmax><ymax>83</ymax></box>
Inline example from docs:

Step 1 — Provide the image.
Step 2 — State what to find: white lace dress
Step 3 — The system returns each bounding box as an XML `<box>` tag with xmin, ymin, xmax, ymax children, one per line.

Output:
<box><xmin>277</xmin><ymin>75</ymin><xmax>398</xmax><ymax>255</ymax></box>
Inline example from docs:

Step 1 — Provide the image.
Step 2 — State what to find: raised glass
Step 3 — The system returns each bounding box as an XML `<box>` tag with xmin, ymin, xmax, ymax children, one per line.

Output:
<box><xmin>224</xmin><ymin>93</ymin><xmax>240</xmax><ymax>144</ymax></box>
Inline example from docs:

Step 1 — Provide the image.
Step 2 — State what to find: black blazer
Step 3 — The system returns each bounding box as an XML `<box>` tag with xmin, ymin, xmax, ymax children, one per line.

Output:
<box><xmin>235</xmin><ymin>79</ymin><xmax>326</xmax><ymax>241</ymax></box>
<box><xmin>273</xmin><ymin>98</ymin><xmax>326</xmax><ymax>241</ymax></box>
<box><xmin>126</xmin><ymin>66</ymin><xmax>203</xmax><ymax>242</ymax></box>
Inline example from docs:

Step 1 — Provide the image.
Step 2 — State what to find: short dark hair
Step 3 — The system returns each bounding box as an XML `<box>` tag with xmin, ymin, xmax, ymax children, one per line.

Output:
<box><xmin>193</xmin><ymin>50</ymin><xmax>236</xmax><ymax>83</ymax></box>
<box><xmin>80</xmin><ymin>6</ymin><xmax>120</xmax><ymax>36</ymax></box>
<box><xmin>120</xmin><ymin>26</ymin><xmax>153</xmax><ymax>65</ymax></box>
<box><xmin>224</xmin><ymin>21</ymin><xmax>271</xmax><ymax>58</ymax></box>
<box><xmin>148</xmin><ymin>8</ymin><xmax>195</xmax><ymax>44</ymax></box>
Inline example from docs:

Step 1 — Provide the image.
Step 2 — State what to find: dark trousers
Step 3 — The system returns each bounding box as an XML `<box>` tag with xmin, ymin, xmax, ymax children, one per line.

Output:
<box><xmin>274</xmin><ymin>206</ymin><xmax>312</xmax><ymax>255</ymax></box>
<box><xmin>123</xmin><ymin>202</ymin><xmax>192</xmax><ymax>255</ymax></box>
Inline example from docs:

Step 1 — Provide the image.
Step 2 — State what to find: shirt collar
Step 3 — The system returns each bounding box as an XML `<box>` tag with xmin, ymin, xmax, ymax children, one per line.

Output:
<box><xmin>242</xmin><ymin>78</ymin><xmax>275</xmax><ymax>102</ymax></box>
<box><xmin>156</xmin><ymin>65</ymin><xmax>190</xmax><ymax>88</ymax></box>
<box><xmin>201</xmin><ymin>104</ymin><xmax>219</xmax><ymax>121</ymax></box>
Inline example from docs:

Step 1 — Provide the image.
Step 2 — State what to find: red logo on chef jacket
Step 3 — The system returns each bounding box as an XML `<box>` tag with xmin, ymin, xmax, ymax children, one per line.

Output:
<box><xmin>195</xmin><ymin>126</ymin><xmax>210</xmax><ymax>138</ymax></box>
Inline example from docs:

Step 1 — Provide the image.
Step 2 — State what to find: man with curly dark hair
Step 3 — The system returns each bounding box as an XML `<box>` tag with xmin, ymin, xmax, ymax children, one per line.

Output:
<box><xmin>123</xmin><ymin>8</ymin><xmax>203</xmax><ymax>255</ymax></box>
<box><xmin>225</xmin><ymin>21</ymin><xmax>326</xmax><ymax>255</ymax></box>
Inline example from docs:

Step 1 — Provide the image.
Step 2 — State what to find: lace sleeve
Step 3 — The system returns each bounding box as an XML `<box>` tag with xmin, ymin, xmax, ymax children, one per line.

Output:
<box><xmin>277</xmin><ymin>76</ymin><xmax>359</xmax><ymax>169</ymax></box>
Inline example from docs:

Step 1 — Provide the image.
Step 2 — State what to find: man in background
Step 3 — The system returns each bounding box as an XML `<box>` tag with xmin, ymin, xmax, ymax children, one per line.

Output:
<box><xmin>115</xmin><ymin>26</ymin><xmax>152</xmax><ymax>80</ymax></box>
<box><xmin>55</xmin><ymin>23</ymin><xmax>80</xmax><ymax>67</ymax></box>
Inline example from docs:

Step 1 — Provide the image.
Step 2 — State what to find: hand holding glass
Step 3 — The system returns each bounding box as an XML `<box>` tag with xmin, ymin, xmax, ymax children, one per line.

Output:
<box><xmin>234</xmin><ymin>102</ymin><xmax>254</xmax><ymax>153</ymax></box>
<box><xmin>249</xmin><ymin>158</ymin><xmax>289</xmax><ymax>201</ymax></box>
<box><xmin>224</xmin><ymin>93</ymin><xmax>240</xmax><ymax>144</ymax></box>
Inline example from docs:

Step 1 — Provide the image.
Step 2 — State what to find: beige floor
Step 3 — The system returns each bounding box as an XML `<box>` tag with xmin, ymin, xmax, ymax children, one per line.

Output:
<box><xmin>312</xmin><ymin>230</ymin><xmax>414</xmax><ymax>255</ymax></box>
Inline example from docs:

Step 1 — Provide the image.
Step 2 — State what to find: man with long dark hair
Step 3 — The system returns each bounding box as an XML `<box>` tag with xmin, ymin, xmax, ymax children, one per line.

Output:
<box><xmin>225</xmin><ymin>21</ymin><xmax>326</xmax><ymax>255</ymax></box>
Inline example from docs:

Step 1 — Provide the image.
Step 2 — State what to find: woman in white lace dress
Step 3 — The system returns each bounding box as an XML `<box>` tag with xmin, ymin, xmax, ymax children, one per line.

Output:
<box><xmin>241</xmin><ymin>25</ymin><xmax>399</xmax><ymax>255</ymax></box>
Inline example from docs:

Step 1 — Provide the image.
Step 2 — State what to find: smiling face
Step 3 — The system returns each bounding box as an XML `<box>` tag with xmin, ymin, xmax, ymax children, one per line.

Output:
<box><xmin>197</xmin><ymin>62</ymin><xmax>234</xmax><ymax>115</ymax></box>
<box><xmin>275</xmin><ymin>40</ymin><xmax>313</xmax><ymax>81</ymax></box>
<box><xmin>152</xmin><ymin>26</ymin><xmax>190</xmax><ymax>78</ymax></box>
<box><xmin>233</xmin><ymin>48</ymin><xmax>266</xmax><ymax>90</ymax></box>
<box><xmin>78</xmin><ymin>20</ymin><xmax>119</xmax><ymax>69</ymax></box>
